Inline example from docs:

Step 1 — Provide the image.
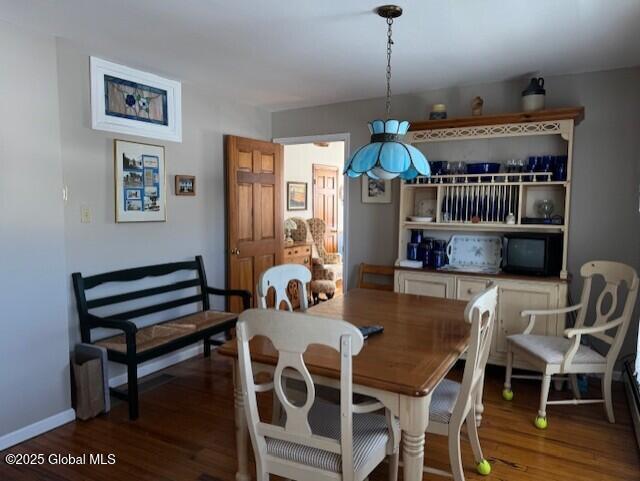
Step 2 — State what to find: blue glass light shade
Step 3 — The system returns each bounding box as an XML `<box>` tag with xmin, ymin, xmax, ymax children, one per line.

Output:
<box><xmin>344</xmin><ymin>119</ymin><xmax>430</xmax><ymax>180</ymax></box>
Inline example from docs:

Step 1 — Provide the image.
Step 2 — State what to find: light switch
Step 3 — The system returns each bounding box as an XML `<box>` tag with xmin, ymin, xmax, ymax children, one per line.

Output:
<box><xmin>81</xmin><ymin>205</ymin><xmax>92</xmax><ymax>224</ymax></box>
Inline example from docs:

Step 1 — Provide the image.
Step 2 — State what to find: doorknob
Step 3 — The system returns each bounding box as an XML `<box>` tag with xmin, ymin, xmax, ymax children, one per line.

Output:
<box><xmin>231</xmin><ymin>248</ymin><xmax>240</xmax><ymax>255</ymax></box>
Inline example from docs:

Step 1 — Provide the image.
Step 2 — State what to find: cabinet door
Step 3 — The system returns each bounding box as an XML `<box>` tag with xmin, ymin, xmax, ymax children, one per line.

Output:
<box><xmin>395</xmin><ymin>271</ymin><xmax>455</xmax><ymax>299</ymax></box>
<box><xmin>456</xmin><ymin>277</ymin><xmax>491</xmax><ymax>301</ymax></box>
<box><xmin>495</xmin><ymin>282</ymin><xmax>558</xmax><ymax>353</ymax></box>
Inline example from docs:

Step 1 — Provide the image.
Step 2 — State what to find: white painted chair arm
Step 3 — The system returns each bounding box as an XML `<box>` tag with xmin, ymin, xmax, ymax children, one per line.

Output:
<box><xmin>561</xmin><ymin>318</ymin><xmax>623</xmax><ymax>370</ymax></box>
<box><xmin>564</xmin><ymin>316</ymin><xmax>624</xmax><ymax>338</ymax></box>
<box><xmin>520</xmin><ymin>304</ymin><xmax>582</xmax><ymax>335</ymax></box>
<box><xmin>352</xmin><ymin>400</ymin><xmax>385</xmax><ymax>413</ymax></box>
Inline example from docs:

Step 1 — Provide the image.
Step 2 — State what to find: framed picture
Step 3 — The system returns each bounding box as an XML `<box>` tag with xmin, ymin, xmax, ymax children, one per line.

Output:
<box><xmin>362</xmin><ymin>176</ymin><xmax>392</xmax><ymax>204</ymax></box>
<box><xmin>114</xmin><ymin>140</ymin><xmax>166</xmax><ymax>222</ymax></box>
<box><xmin>175</xmin><ymin>175</ymin><xmax>196</xmax><ymax>196</ymax></box>
<box><xmin>287</xmin><ymin>182</ymin><xmax>307</xmax><ymax>211</ymax></box>
<box><xmin>91</xmin><ymin>57</ymin><xmax>182</xmax><ymax>142</ymax></box>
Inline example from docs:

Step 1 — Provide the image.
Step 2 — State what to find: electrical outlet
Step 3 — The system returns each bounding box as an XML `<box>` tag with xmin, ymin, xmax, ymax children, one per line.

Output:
<box><xmin>80</xmin><ymin>205</ymin><xmax>92</xmax><ymax>224</ymax></box>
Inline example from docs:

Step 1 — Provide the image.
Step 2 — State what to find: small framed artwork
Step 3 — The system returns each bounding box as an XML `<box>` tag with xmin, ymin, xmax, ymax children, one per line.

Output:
<box><xmin>175</xmin><ymin>175</ymin><xmax>196</xmax><ymax>196</ymax></box>
<box><xmin>114</xmin><ymin>139</ymin><xmax>166</xmax><ymax>222</ymax></box>
<box><xmin>91</xmin><ymin>57</ymin><xmax>182</xmax><ymax>142</ymax></box>
<box><xmin>287</xmin><ymin>182</ymin><xmax>307</xmax><ymax>211</ymax></box>
<box><xmin>362</xmin><ymin>176</ymin><xmax>392</xmax><ymax>204</ymax></box>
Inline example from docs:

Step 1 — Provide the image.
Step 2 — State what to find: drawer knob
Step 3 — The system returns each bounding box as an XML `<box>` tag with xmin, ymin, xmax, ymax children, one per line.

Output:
<box><xmin>304</xmin><ymin>258</ymin><xmax>309</xmax><ymax>264</ymax></box>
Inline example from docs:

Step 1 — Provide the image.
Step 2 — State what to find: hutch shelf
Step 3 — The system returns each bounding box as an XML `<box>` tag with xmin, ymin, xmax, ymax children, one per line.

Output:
<box><xmin>394</xmin><ymin>107</ymin><xmax>584</xmax><ymax>368</ymax></box>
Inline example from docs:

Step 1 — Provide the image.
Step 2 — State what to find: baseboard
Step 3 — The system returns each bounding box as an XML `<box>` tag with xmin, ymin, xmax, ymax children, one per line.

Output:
<box><xmin>108</xmin><ymin>343</ymin><xmax>206</xmax><ymax>388</ymax></box>
<box><xmin>623</xmin><ymin>361</ymin><xmax>640</xmax><ymax>451</ymax></box>
<box><xmin>0</xmin><ymin>409</ymin><xmax>76</xmax><ymax>451</ymax></box>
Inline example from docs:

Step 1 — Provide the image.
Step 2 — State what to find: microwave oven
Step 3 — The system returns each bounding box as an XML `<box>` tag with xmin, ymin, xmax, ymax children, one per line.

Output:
<box><xmin>502</xmin><ymin>233</ymin><xmax>563</xmax><ymax>276</ymax></box>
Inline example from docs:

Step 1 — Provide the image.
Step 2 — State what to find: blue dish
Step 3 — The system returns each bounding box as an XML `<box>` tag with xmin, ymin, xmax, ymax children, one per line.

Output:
<box><xmin>466</xmin><ymin>162</ymin><xmax>500</xmax><ymax>182</ymax></box>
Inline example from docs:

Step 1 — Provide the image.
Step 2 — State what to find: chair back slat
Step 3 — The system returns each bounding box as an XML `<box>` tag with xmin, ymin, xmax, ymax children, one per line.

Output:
<box><xmin>236</xmin><ymin>309</ymin><xmax>364</xmax><ymax>475</ymax></box>
<box><xmin>257</xmin><ymin>264</ymin><xmax>311</xmax><ymax>311</ymax></box>
<box><xmin>456</xmin><ymin>285</ymin><xmax>498</xmax><ymax>415</ymax></box>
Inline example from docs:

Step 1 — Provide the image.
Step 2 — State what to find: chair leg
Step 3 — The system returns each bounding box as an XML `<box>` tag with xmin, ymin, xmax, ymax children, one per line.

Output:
<box><xmin>569</xmin><ymin>374</ymin><xmax>581</xmax><ymax>400</ymax></box>
<box><xmin>203</xmin><ymin>338</ymin><xmax>211</xmax><ymax>357</ymax></box>
<box><xmin>602</xmin><ymin>371</ymin><xmax>615</xmax><ymax>423</ymax></box>
<box><xmin>388</xmin><ymin>450</ymin><xmax>399</xmax><ymax>481</ymax></box>
<box><xmin>502</xmin><ymin>348</ymin><xmax>514</xmax><ymax>401</ymax></box>
<box><xmin>467</xmin><ymin>407</ymin><xmax>491</xmax><ymax>476</ymax></box>
<box><xmin>535</xmin><ymin>374</ymin><xmax>551</xmax><ymax>429</ymax></box>
<box><xmin>127</xmin><ymin>361</ymin><xmax>139</xmax><ymax>420</ymax></box>
<box><xmin>475</xmin><ymin>373</ymin><xmax>485</xmax><ymax>427</ymax></box>
<box><xmin>448</xmin><ymin>427</ymin><xmax>465</xmax><ymax>481</ymax></box>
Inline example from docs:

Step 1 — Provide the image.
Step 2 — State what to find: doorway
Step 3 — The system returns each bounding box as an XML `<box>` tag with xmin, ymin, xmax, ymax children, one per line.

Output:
<box><xmin>275</xmin><ymin>134</ymin><xmax>349</xmax><ymax>293</ymax></box>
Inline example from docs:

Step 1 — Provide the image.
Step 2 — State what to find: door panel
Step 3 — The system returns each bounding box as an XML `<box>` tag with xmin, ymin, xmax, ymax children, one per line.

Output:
<box><xmin>226</xmin><ymin>136</ymin><xmax>284</xmax><ymax>312</ymax></box>
<box><xmin>260</xmin><ymin>185</ymin><xmax>275</xmax><ymax>239</ymax></box>
<box><xmin>229</xmin><ymin>256</ymin><xmax>254</xmax><ymax>313</ymax></box>
<box><xmin>237</xmin><ymin>184</ymin><xmax>254</xmax><ymax>241</ymax></box>
<box><xmin>496</xmin><ymin>283</ymin><xmax>558</xmax><ymax>353</ymax></box>
<box><xmin>313</xmin><ymin>164</ymin><xmax>339</xmax><ymax>254</ymax></box>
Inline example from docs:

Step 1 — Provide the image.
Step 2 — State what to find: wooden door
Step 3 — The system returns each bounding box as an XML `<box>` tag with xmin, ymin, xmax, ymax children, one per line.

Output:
<box><xmin>312</xmin><ymin>164</ymin><xmax>339</xmax><ymax>253</ymax></box>
<box><xmin>226</xmin><ymin>136</ymin><xmax>284</xmax><ymax>312</ymax></box>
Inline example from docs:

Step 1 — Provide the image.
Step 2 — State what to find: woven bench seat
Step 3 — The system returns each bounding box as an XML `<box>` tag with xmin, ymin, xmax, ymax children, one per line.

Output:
<box><xmin>96</xmin><ymin>310</ymin><xmax>237</xmax><ymax>353</ymax></box>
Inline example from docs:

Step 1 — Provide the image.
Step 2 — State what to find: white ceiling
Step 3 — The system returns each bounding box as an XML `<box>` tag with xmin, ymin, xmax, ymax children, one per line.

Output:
<box><xmin>2</xmin><ymin>0</ymin><xmax>640</xmax><ymax>111</ymax></box>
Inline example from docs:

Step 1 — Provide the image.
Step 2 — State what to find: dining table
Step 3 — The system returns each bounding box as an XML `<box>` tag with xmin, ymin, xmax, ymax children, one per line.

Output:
<box><xmin>218</xmin><ymin>288</ymin><xmax>473</xmax><ymax>481</ymax></box>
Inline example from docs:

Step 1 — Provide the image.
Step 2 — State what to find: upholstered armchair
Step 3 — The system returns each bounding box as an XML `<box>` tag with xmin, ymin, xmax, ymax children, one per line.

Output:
<box><xmin>306</xmin><ymin>218</ymin><xmax>343</xmax><ymax>282</ymax></box>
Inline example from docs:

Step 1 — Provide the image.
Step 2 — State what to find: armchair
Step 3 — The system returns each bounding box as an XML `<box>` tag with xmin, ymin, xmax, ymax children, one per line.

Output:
<box><xmin>503</xmin><ymin>261</ymin><xmax>639</xmax><ymax>428</ymax></box>
<box><xmin>306</xmin><ymin>218</ymin><xmax>343</xmax><ymax>283</ymax></box>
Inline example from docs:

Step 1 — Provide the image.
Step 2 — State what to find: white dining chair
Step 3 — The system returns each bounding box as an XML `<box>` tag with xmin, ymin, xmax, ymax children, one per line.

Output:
<box><xmin>236</xmin><ymin>308</ymin><xmax>400</xmax><ymax>481</ymax></box>
<box><xmin>503</xmin><ymin>261</ymin><xmax>639</xmax><ymax>429</ymax></box>
<box><xmin>425</xmin><ymin>285</ymin><xmax>497</xmax><ymax>480</ymax></box>
<box><xmin>257</xmin><ymin>264</ymin><xmax>312</xmax><ymax>311</ymax></box>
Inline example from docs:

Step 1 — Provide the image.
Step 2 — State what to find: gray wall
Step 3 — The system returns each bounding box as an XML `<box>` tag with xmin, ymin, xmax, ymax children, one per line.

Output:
<box><xmin>56</xmin><ymin>39</ymin><xmax>272</xmax><ymax>375</ymax></box>
<box><xmin>0</xmin><ymin>21</ymin><xmax>71</xmax><ymax>436</ymax></box>
<box><xmin>273</xmin><ymin>67</ymin><xmax>640</xmax><ymax>360</ymax></box>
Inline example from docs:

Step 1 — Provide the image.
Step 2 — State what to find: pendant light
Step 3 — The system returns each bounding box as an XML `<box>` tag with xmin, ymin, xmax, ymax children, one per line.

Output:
<box><xmin>344</xmin><ymin>5</ymin><xmax>430</xmax><ymax>181</ymax></box>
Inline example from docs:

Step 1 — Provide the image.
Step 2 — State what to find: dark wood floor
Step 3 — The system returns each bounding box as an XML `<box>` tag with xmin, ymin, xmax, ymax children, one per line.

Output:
<box><xmin>2</xmin><ymin>354</ymin><xmax>638</xmax><ymax>481</ymax></box>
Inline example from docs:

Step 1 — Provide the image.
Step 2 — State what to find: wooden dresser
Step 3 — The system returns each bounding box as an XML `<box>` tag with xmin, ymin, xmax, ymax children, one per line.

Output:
<box><xmin>283</xmin><ymin>242</ymin><xmax>312</xmax><ymax>309</ymax></box>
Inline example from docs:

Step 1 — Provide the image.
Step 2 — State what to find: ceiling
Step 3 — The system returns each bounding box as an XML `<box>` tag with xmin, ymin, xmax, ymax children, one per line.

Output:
<box><xmin>2</xmin><ymin>0</ymin><xmax>640</xmax><ymax>111</ymax></box>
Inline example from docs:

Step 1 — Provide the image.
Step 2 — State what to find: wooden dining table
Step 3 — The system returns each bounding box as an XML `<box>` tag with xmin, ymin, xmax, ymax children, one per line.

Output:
<box><xmin>218</xmin><ymin>288</ymin><xmax>472</xmax><ymax>481</ymax></box>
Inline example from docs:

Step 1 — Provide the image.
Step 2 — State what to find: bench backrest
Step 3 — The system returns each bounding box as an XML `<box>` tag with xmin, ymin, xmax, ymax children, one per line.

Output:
<box><xmin>72</xmin><ymin>255</ymin><xmax>209</xmax><ymax>343</ymax></box>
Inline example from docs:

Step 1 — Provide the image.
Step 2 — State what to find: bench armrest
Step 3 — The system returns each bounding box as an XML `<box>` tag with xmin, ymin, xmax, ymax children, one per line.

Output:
<box><xmin>207</xmin><ymin>286</ymin><xmax>251</xmax><ymax>310</ymax></box>
<box><xmin>87</xmin><ymin>314</ymin><xmax>138</xmax><ymax>334</ymax></box>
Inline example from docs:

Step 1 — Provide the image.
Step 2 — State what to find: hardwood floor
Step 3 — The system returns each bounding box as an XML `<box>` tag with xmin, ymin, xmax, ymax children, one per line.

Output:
<box><xmin>1</xmin><ymin>355</ymin><xmax>638</xmax><ymax>481</ymax></box>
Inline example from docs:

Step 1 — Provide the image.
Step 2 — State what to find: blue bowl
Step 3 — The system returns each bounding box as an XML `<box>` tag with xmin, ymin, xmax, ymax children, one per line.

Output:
<box><xmin>466</xmin><ymin>162</ymin><xmax>500</xmax><ymax>182</ymax></box>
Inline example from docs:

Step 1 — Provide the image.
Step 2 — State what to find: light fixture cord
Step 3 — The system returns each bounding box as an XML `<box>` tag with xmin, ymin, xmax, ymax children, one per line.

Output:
<box><xmin>385</xmin><ymin>16</ymin><xmax>393</xmax><ymax>119</ymax></box>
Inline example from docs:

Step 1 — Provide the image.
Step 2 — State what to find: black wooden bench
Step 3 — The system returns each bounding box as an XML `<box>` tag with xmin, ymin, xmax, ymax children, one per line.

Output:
<box><xmin>72</xmin><ymin>255</ymin><xmax>250</xmax><ymax>420</ymax></box>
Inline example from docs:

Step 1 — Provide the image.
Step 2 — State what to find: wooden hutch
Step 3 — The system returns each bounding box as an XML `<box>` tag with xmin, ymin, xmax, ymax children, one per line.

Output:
<box><xmin>394</xmin><ymin>107</ymin><xmax>584</xmax><ymax>368</ymax></box>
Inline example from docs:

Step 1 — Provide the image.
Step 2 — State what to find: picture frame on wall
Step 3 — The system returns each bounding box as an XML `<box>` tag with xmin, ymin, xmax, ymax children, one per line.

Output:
<box><xmin>287</xmin><ymin>182</ymin><xmax>307</xmax><ymax>211</ymax></box>
<box><xmin>91</xmin><ymin>57</ymin><xmax>182</xmax><ymax>142</ymax></box>
<box><xmin>175</xmin><ymin>175</ymin><xmax>196</xmax><ymax>196</ymax></box>
<box><xmin>361</xmin><ymin>176</ymin><xmax>392</xmax><ymax>204</ymax></box>
<box><xmin>114</xmin><ymin>139</ymin><xmax>166</xmax><ymax>222</ymax></box>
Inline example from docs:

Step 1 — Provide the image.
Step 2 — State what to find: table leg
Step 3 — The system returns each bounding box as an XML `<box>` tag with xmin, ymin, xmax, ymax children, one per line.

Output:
<box><xmin>399</xmin><ymin>394</ymin><xmax>431</xmax><ymax>481</ymax></box>
<box><xmin>233</xmin><ymin>360</ymin><xmax>251</xmax><ymax>481</ymax></box>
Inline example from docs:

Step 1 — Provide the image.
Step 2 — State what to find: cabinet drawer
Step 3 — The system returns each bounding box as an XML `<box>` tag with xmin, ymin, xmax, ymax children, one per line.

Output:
<box><xmin>284</xmin><ymin>245</ymin><xmax>311</xmax><ymax>258</ymax></box>
<box><xmin>395</xmin><ymin>271</ymin><xmax>455</xmax><ymax>299</ymax></box>
<box><xmin>456</xmin><ymin>278</ymin><xmax>491</xmax><ymax>301</ymax></box>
